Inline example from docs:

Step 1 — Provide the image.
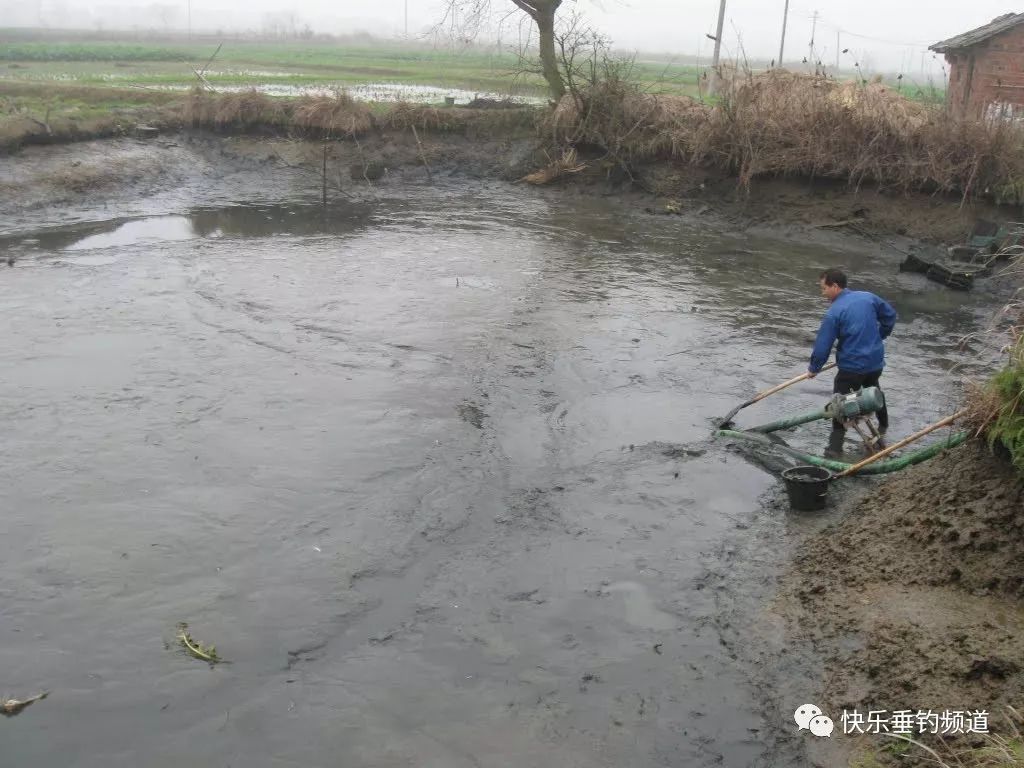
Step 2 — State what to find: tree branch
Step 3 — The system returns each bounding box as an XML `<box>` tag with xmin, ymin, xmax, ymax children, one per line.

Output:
<box><xmin>509</xmin><ymin>0</ymin><xmax>540</xmax><ymax>21</ymax></box>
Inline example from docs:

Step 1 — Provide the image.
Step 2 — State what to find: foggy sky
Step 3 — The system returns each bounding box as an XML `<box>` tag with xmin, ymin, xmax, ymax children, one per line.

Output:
<box><xmin>5</xmin><ymin>1</ymin><xmax>1021</xmax><ymax>75</ymax></box>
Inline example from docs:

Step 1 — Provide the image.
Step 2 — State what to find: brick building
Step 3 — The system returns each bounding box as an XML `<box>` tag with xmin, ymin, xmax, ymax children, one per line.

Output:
<box><xmin>931</xmin><ymin>12</ymin><xmax>1024</xmax><ymax>120</ymax></box>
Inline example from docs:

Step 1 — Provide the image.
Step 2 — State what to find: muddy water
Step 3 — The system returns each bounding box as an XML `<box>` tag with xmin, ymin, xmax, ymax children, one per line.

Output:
<box><xmin>0</xmin><ymin>172</ymin><xmax>999</xmax><ymax>767</ymax></box>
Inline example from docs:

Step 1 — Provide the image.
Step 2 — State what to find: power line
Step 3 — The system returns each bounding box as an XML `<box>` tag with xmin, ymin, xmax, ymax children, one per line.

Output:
<box><xmin>813</xmin><ymin>16</ymin><xmax>935</xmax><ymax>48</ymax></box>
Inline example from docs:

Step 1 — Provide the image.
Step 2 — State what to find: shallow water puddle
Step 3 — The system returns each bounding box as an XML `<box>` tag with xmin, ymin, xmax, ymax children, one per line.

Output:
<box><xmin>64</xmin><ymin>215</ymin><xmax>196</xmax><ymax>251</ymax></box>
<box><xmin>4</xmin><ymin>202</ymin><xmax>377</xmax><ymax>256</ymax></box>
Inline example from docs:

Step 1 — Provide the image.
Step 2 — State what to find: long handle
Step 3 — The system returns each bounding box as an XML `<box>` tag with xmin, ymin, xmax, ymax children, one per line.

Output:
<box><xmin>836</xmin><ymin>409</ymin><xmax>968</xmax><ymax>478</ymax></box>
<box><xmin>743</xmin><ymin>362</ymin><xmax>837</xmax><ymax>408</ymax></box>
<box><xmin>718</xmin><ymin>362</ymin><xmax>837</xmax><ymax>426</ymax></box>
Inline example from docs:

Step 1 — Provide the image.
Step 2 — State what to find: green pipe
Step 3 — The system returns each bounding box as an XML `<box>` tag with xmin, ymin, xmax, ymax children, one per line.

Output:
<box><xmin>745</xmin><ymin>389</ymin><xmax>887</xmax><ymax>434</ymax></box>
<box><xmin>716</xmin><ymin>428</ymin><xmax>971</xmax><ymax>475</ymax></box>
<box><xmin>746</xmin><ymin>408</ymin><xmax>828</xmax><ymax>433</ymax></box>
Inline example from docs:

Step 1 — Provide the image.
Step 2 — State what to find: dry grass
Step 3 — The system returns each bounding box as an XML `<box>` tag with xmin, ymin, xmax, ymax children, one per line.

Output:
<box><xmin>545</xmin><ymin>79</ymin><xmax>707</xmax><ymax>165</ymax></box>
<box><xmin>520</xmin><ymin>147</ymin><xmax>586</xmax><ymax>185</ymax></box>
<box><xmin>185</xmin><ymin>89</ymin><xmax>373</xmax><ymax>137</ymax></box>
<box><xmin>0</xmin><ymin>113</ymin><xmax>135</xmax><ymax>152</ymax></box>
<box><xmin>383</xmin><ymin>101</ymin><xmax>537</xmax><ymax>136</ymax></box>
<box><xmin>703</xmin><ymin>70</ymin><xmax>1024</xmax><ymax>194</ymax></box>
<box><xmin>292</xmin><ymin>91</ymin><xmax>373</xmax><ymax>136</ymax></box>
<box><xmin>180</xmin><ymin>91</ymin><xmax>535</xmax><ymax>140</ymax></box>
<box><xmin>184</xmin><ymin>89</ymin><xmax>289</xmax><ymax>131</ymax></box>
<box><xmin>547</xmin><ymin>69</ymin><xmax>1024</xmax><ymax>198</ymax></box>
<box><xmin>878</xmin><ymin>707</ymin><xmax>1024</xmax><ymax>767</ymax></box>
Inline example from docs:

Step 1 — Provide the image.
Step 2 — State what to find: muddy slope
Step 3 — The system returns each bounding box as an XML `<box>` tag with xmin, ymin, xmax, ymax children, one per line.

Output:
<box><xmin>775</xmin><ymin>440</ymin><xmax>1024</xmax><ymax>762</ymax></box>
<box><xmin>5</xmin><ymin>125</ymin><xmax>1024</xmax><ymax>251</ymax></box>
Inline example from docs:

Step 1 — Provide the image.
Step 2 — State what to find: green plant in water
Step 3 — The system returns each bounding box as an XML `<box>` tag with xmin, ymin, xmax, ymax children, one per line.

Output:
<box><xmin>976</xmin><ymin>319</ymin><xmax>1024</xmax><ymax>476</ymax></box>
<box><xmin>176</xmin><ymin>622</ymin><xmax>222</xmax><ymax>664</ymax></box>
<box><xmin>994</xmin><ymin>179</ymin><xmax>1024</xmax><ymax>207</ymax></box>
<box><xmin>986</xmin><ymin>359</ymin><xmax>1024</xmax><ymax>473</ymax></box>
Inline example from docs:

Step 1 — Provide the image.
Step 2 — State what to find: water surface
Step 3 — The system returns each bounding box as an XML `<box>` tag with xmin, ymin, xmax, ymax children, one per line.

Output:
<box><xmin>0</xmin><ymin>179</ymin><xmax>996</xmax><ymax>767</ymax></box>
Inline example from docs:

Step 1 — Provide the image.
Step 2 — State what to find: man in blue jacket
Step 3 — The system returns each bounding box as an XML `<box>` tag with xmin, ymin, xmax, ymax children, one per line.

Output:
<box><xmin>808</xmin><ymin>268</ymin><xmax>898</xmax><ymax>433</ymax></box>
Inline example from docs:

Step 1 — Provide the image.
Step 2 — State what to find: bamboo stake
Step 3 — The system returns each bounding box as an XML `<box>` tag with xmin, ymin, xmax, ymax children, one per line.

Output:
<box><xmin>411</xmin><ymin>125</ymin><xmax>433</xmax><ymax>183</ymax></box>
<box><xmin>198</xmin><ymin>43</ymin><xmax>224</xmax><ymax>78</ymax></box>
<box><xmin>191</xmin><ymin>67</ymin><xmax>217</xmax><ymax>92</ymax></box>
<box><xmin>322</xmin><ymin>141</ymin><xmax>328</xmax><ymax>206</ymax></box>
<box><xmin>836</xmin><ymin>409</ymin><xmax>968</xmax><ymax>478</ymax></box>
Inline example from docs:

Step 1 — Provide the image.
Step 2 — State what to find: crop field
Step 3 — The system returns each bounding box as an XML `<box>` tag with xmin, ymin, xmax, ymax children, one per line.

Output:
<box><xmin>0</xmin><ymin>38</ymin><xmax>705</xmax><ymax>100</ymax></box>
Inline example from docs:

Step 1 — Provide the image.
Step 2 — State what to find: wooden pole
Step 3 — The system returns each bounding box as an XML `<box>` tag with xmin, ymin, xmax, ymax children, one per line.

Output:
<box><xmin>744</xmin><ymin>363</ymin><xmax>836</xmax><ymax>407</ymax></box>
<box><xmin>718</xmin><ymin>362</ymin><xmax>835</xmax><ymax>426</ymax></box>
<box><xmin>836</xmin><ymin>410</ymin><xmax>968</xmax><ymax>478</ymax></box>
<box><xmin>411</xmin><ymin>125</ymin><xmax>433</xmax><ymax>183</ymax></box>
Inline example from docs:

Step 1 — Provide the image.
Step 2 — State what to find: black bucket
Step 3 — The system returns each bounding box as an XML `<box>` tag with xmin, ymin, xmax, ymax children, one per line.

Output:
<box><xmin>781</xmin><ymin>465</ymin><xmax>832</xmax><ymax>511</ymax></box>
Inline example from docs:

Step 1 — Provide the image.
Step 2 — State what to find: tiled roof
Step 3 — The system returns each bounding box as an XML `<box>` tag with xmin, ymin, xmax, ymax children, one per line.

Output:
<box><xmin>930</xmin><ymin>13</ymin><xmax>1024</xmax><ymax>52</ymax></box>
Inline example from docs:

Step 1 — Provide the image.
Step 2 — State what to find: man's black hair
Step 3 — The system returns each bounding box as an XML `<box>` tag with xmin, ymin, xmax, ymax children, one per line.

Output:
<box><xmin>819</xmin><ymin>268</ymin><xmax>848</xmax><ymax>289</ymax></box>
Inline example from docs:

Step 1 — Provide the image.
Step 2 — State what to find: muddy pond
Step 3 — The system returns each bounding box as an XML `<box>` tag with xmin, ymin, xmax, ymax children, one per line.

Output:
<box><xmin>0</xmin><ymin>140</ymin><xmax>1001</xmax><ymax>767</ymax></box>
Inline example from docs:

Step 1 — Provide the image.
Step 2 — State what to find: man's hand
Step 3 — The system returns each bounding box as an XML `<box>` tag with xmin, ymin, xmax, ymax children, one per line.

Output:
<box><xmin>807</xmin><ymin>369</ymin><xmax>817</xmax><ymax>379</ymax></box>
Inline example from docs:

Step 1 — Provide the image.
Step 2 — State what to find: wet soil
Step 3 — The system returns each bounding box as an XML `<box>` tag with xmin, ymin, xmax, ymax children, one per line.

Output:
<box><xmin>772</xmin><ymin>441</ymin><xmax>1024</xmax><ymax>765</ymax></box>
<box><xmin>5</xmin><ymin>125</ymin><xmax>1022</xmax><ymax>253</ymax></box>
<box><xmin>0</xmin><ymin>135</ymin><xmax>1018</xmax><ymax>767</ymax></box>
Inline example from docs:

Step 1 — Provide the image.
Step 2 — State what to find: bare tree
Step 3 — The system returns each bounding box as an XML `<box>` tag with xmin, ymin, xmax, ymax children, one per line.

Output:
<box><xmin>440</xmin><ymin>0</ymin><xmax>566</xmax><ymax>100</ymax></box>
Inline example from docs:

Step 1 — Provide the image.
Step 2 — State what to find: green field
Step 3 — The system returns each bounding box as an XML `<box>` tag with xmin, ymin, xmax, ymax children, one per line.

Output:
<box><xmin>0</xmin><ymin>38</ymin><xmax>704</xmax><ymax>98</ymax></box>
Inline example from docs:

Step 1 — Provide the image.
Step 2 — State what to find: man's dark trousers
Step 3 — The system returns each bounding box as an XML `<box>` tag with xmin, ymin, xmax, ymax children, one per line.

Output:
<box><xmin>832</xmin><ymin>369</ymin><xmax>888</xmax><ymax>431</ymax></box>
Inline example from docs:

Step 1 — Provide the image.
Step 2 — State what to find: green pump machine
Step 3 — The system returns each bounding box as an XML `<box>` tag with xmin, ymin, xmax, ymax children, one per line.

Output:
<box><xmin>715</xmin><ymin>373</ymin><xmax>969</xmax><ymax>511</ymax></box>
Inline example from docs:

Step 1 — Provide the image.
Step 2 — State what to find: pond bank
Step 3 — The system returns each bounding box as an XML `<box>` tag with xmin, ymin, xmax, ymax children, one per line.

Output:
<box><xmin>4</xmin><ymin>124</ymin><xmax>1023</xmax><ymax>255</ymax></box>
<box><xmin>773</xmin><ymin>440</ymin><xmax>1024</xmax><ymax>766</ymax></box>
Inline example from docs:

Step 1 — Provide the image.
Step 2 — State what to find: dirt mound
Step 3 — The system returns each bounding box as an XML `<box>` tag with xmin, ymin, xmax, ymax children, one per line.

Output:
<box><xmin>795</xmin><ymin>440</ymin><xmax>1024</xmax><ymax>598</ymax></box>
<box><xmin>776</xmin><ymin>440</ymin><xmax>1024</xmax><ymax>758</ymax></box>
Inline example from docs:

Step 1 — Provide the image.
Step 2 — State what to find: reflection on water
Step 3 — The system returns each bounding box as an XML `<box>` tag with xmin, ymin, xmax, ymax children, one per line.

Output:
<box><xmin>64</xmin><ymin>216</ymin><xmax>195</xmax><ymax>250</ymax></box>
<box><xmin>3</xmin><ymin>202</ymin><xmax>377</xmax><ymax>253</ymax></box>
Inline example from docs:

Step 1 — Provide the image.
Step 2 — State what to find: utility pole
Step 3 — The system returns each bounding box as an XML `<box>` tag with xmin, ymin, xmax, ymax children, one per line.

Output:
<box><xmin>709</xmin><ymin>0</ymin><xmax>727</xmax><ymax>96</ymax></box>
<box><xmin>187</xmin><ymin>0</ymin><xmax>191</xmax><ymax>42</ymax></box>
<box><xmin>778</xmin><ymin>0</ymin><xmax>790</xmax><ymax>66</ymax></box>
<box><xmin>809</xmin><ymin>10</ymin><xmax>818</xmax><ymax>65</ymax></box>
<box><xmin>836</xmin><ymin>30</ymin><xmax>840</xmax><ymax>70</ymax></box>
<box><xmin>404</xmin><ymin>0</ymin><xmax>408</xmax><ymax>37</ymax></box>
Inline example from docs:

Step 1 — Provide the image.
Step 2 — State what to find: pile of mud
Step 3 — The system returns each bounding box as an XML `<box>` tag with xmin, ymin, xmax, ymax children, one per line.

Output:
<box><xmin>778</xmin><ymin>440</ymin><xmax>1024</xmax><ymax>724</ymax></box>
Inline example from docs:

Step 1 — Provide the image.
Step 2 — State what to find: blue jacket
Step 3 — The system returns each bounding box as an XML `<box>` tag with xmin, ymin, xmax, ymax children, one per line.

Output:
<box><xmin>809</xmin><ymin>289</ymin><xmax>898</xmax><ymax>374</ymax></box>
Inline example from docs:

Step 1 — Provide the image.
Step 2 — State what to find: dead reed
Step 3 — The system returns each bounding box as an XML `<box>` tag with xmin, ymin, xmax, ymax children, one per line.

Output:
<box><xmin>184</xmin><ymin>88</ymin><xmax>288</xmax><ymax>131</ymax></box>
<box><xmin>549</xmin><ymin>69</ymin><xmax>1024</xmax><ymax>198</ymax></box>
<box><xmin>183</xmin><ymin>89</ymin><xmax>372</xmax><ymax>137</ymax></box>
<box><xmin>181</xmin><ymin>91</ymin><xmax>535</xmax><ymax>140</ymax></box>
<box><xmin>292</xmin><ymin>91</ymin><xmax>373</xmax><ymax>136</ymax></box>
<box><xmin>880</xmin><ymin>707</ymin><xmax>1024</xmax><ymax>767</ymax></box>
<box><xmin>383</xmin><ymin>101</ymin><xmax>537</xmax><ymax>136</ymax></box>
